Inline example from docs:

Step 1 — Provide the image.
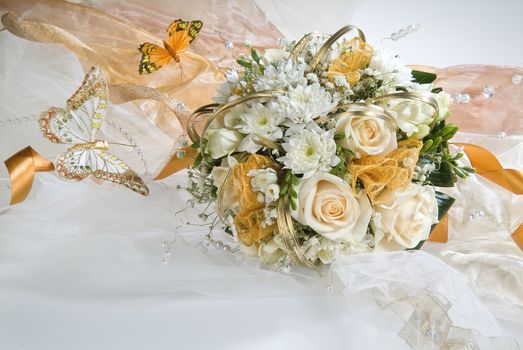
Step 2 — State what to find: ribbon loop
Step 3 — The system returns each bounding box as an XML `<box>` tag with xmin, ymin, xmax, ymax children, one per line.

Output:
<box><xmin>4</xmin><ymin>146</ymin><xmax>54</xmax><ymax>205</ymax></box>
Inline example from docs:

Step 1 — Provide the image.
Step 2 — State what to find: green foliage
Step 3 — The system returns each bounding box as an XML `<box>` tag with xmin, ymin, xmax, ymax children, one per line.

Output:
<box><xmin>236</xmin><ymin>57</ymin><xmax>252</xmax><ymax>68</ymax></box>
<box><xmin>411</xmin><ymin>70</ymin><xmax>437</xmax><ymax>84</ymax></box>
<box><xmin>330</xmin><ymin>144</ymin><xmax>354</xmax><ymax>179</ymax></box>
<box><xmin>280</xmin><ymin>169</ymin><xmax>299</xmax><ymax>211</ymax></box>
<box><xmin>420</xmin><ymin>122</ymin><xmax>474</xmax><ymax>185</ymax></box>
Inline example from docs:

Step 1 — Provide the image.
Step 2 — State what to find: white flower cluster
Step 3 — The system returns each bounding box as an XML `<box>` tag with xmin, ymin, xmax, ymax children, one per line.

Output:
<box><xmin>194</xmin><ymin>29</ymin><xmax>463</xmax><ymax>269</ymax></box>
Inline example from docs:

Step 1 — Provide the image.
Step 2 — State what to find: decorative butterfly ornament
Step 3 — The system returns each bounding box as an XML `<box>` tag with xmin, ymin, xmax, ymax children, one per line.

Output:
<box><xmin>138</xmin><ymin>19</ymin><xmax>203</xmax><ymax>74</ymax></box>
<box><xmin>39</xmin><ymin>67</ymin><xmax>149</xmax><ymax>195</ymax></box>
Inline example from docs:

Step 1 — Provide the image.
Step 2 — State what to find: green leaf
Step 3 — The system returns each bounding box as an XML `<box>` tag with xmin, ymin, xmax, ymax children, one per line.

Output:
<box><xmin>236</xmin><ymin>57</ymin><xmax>252</xmax><ymax>68</ymax></box>
<box><xmin>251</xmin><ymin>48</ymin><xmax>261</xmax><ymax>63</ymax></box>
<box><xmin>280</xmin><ymin>183</ymin><xmax>289</xmax><ymax>195</ymax></box>
<box><xmin>193</xmin><ymin>153</ymin><xmax>203</xmax><ymax>167</ymax></box>
<box><xmin>290</xmin><ymin>198</ymin><xmax>297</xmax><ymax>211</ymax></box>
<box><xmin>431</xmin><ymin>87</ymin><xmax>443</xmax><ymax>94</ymax></box>
<box><xmin>190</xmin><ymin>139</ymin><xmax>201</xmax><ymax>149</ymax></box>
<box><xmin>435</xmin><ymin>191</ymin><xmax>455</xmax><ymax>221</ymax></box>
<box><xmin>421</xmin><ymin>139</ymin><xmax>433</xmax><ymax>153</ymax></box>
<box><xmin>427</xmin><ymin>161</ymin><xmax>456</xmax><ymax>187</ymax></box>
<box><xmin>284</xmin><ymin>170</ymin><xmax>292</xmax><ymax>182</ymax></box>
<box><xmin>411</xmin><ymin>70</ymin><xmax>437</xmax><ymax>84</ymax></box>
<box><xmin>429</xmin><ymin>136</ymin><xmax>442</xmax><ymax>152</ymax></box>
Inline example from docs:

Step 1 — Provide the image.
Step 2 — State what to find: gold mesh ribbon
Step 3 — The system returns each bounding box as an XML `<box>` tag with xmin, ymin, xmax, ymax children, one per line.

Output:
<box><xmin>327</xmin><ymin>36</ymin><xmax>373</xmax><ymax>86</ymax></box>
<box><xmin>350</xmin><ymin>140</ymin><xmax>422</xmax><ymax>205</ymax></box>
<box><xmin>428</xmin><ymin>143</ymin><xmax>523</xmax><ymax>250</ymax></box>
<box><xmin>229</xmin><ymin>155</ymin><xmax>277</xmax><ymax>246</ymax></box>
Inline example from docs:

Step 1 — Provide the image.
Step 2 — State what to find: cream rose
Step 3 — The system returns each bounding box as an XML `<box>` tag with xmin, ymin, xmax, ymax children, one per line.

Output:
<box><xmin>336</xmin><ymin>113</ymin><xmax>397</xmax><ymax>158</ymax></box>
<box><xmin>292</xmin><ymin>172</ymin><xmax>372</xmax><ymax>242</ymax></box>
<box><xmin>371</xmin><ymin>184</ymin><xmax>438</xmax><ymax>251</ymax></box>
<box><xmin>206</xmin><ymin>128</ymin><xmax>244</xmax><ymax>159</ymax></box>
<box><xmin>391</xmin><ymin>91</ymin><xmax>452</xmax><ymax>139</ymax></box>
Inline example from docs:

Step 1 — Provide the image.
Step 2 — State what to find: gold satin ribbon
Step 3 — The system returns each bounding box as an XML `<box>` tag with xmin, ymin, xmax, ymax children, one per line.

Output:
<box><xmin>4</xmin><ymin>146</ymin><xmax>55</xmax><ymax>205</ymax></box>
<box><xmin>154</xmin><ymin>146</ymin><xmax>197</xmax><ymax>181</ymax></box>
<box><xmin>428</xmin><ymin>142</ymin><xmax>523</xmax><ymax>250</ymax></box>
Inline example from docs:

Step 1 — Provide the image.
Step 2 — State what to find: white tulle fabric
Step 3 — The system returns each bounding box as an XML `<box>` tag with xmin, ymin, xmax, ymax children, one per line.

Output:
<box><xmin>0</xmin><ymin>29</ymin><xmax>522</xmax><ymax>350</ymax></box>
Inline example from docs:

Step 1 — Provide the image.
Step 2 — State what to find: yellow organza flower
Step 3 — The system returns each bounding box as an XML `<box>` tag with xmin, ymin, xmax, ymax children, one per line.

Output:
<box><xmin>327</xmin><ymin>37</ymin><xmax>373</xmax><ymax>86</ymax></box>
<box><xmin>350</xmin><ymin>139</ymin><xmax>422</xmax><ymax>204</ymax></box>
<box><xmin>230</xmin><ymin>154</ymin><xmax>278</xmax><ymax>246</ymax></box>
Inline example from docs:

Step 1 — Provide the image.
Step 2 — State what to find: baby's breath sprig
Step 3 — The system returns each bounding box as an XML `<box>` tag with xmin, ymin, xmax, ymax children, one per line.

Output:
<box><xmin>280</xmin><ymin>169</ymin><xmax>299</xmax><ymax>211</ymax></box>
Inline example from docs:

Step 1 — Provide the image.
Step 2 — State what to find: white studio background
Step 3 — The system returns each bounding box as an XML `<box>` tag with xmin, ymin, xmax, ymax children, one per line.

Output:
<box><xmin>254</xmin><ymin>0</ymin><xmax>523</xmax><ymax>67</ymax></box>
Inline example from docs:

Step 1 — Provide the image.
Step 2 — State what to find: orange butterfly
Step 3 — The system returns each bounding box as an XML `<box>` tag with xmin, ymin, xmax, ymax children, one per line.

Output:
<box><xmin>138</xmin><ymin>19</ymin><xmax>203</xmax><ymax>75</ymax></box>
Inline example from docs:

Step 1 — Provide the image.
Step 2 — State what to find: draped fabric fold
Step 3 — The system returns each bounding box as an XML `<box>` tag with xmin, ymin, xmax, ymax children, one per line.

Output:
<box><xmin>428</xmin><ymin>142</ymin><xmax>523</xmax><ymax>250</ymax></box>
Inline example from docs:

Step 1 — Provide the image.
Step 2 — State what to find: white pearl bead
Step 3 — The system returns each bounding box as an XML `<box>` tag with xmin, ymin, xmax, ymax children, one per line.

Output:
<box><xmin>161</xmin><ymin>241</ymin><xmax>169</xmax><ymax>248</ymax></box>
<box><xmin>244</xmin><ymin>39</ymin><xmax>252</xmax><ymax>47</ymax></box>
<box><xmin>461</xmin><ymin>93</ymin><xmax>471</xmax><ymax>103</ymax></box>
<box><xmin>512</xmin><ymin>74</ymin><xmax>523</xmax><ymax>85</ymax></box>
<box><xmin>482</xmin><ymin>85</ymin><xmax>495</xmax><ymax>98</ymax></box>
<box><xmin>496</xmin><ymin>131</ymin><xmax>507</xmax><ymax>138</ymax></box>
<box><xmin>225</xmin><ymin>41</ymin><xmax>234</xmax><ymax>50</ymax></box>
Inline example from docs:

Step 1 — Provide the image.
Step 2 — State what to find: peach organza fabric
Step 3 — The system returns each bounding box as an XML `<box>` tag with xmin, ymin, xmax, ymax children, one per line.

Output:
<box><xmin>1</xmin><ymin>1</ymin><xmax>520</xmax><ymax>138</ymax></box>
<box><xmin>0</xmin><ymin>0</ymin><xmax>282</xmax><ymax>139</ymax></box>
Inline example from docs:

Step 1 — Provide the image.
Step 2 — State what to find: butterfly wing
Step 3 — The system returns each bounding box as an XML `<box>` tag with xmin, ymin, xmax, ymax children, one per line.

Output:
<box><xmin>56</xmin><ymin>148</ymin><xmax>149</xmax><ymax>195</ymax></box>
<box><xmin>166</xmin><ymin>19</ymin><xmax>203</xmax><ymax>56</ymax></box>
<box><xmin>138</xmin><ymin>42</ymin><xmax>173</xmax><ymax>75</ymax></box>
<box><xmin>39</xmin><ymin>67</ymin><xmax>108</xmax><ymax>144</ymax></box>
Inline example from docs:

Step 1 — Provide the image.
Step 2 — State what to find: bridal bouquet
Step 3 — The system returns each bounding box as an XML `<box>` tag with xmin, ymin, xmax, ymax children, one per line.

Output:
<box><xmin>186</xmin><ymin>25</ymin><xmax>472</xmax><ymax>269</ymax></box>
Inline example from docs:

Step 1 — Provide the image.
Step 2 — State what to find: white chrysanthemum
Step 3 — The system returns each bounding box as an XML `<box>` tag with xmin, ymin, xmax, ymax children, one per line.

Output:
<box><xmin>213</xmin><ymin>69</ymin><xmax>240</xmax><ymax>103</ymax></box>
<box><xmin>253</xmin><ymin>59</ymin><xmax>307</xmax><ymax>91</ymax></box>
<box><xmin>236</xmin><ymin>103</ymin><xmax>285</xmax><ymax>153</ymax></box>
<box><xmin>278</xmin><ymin>129</ymin><xmax>340</xmax><ymax>178</ymax></box>
<box><xmin>223</xmin><ymin>104</ymin><xmax>246</xmax><ymax>128</ymax></box>
<box><xmin>275</xmin><ymin>83</ymin><xmax>336</xmax><ymax>124</ymax></box>
<box><xmin>369</xmin><ymin>48</ymin><xmax>413</xmax><ymax>87</ymax></box>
